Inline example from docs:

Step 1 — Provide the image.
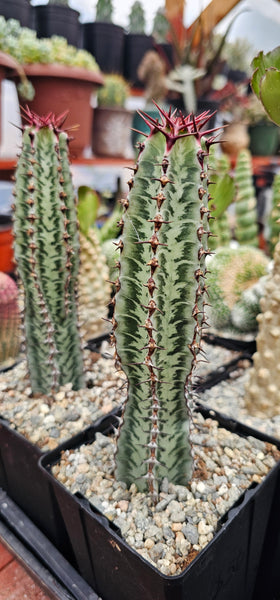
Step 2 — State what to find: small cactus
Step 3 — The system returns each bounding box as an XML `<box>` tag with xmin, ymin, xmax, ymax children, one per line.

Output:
<box><xmin>12</xmin><ymin>108</ymin><xmax>84</xmax><ymax>395</ymax></box>
<box><xmin>95</xmin><ymin>0</ymin><xmax>113</xmax><ymax>23</ymax></box>
<box><xmin>245</xmin><ymin>241</ymin><xmax>280</xmax><ymax>415</ymax></box>
<box><xmin>97</xmin><ymin>74</ymin><xmax>129</xmax><ymax>108</ymax></box>
<box><xmin>112</xmin><ymin>105</ymin><xmax>217</xmax><ymax>497</ymax></box>
<box><xmin>208</xmin><ymin>149</ymin><xmax>234</xmax><ymax>250</ymax></box>
<box><xmin>269</xmin><ymin>172</ymin><xmax>280</xmax><ymax>256</ymax></box>
<box><xmin>206</xmin><ymin>246</ymin><xmax>269</xmax><ymax>331</ymax></box>
<box><xmin>128</xmin><ymin>1</ymin><xmax>146</xmax><ymax>34</ymax></box>
<box><xmin>0</xmin><ymin>272</ymin><xmax>20</xmax><ymax>364</ymax></box>
<box><xmin>234</xmin><ymin>149</ymin><xmax>259</xmax><ymax>246</ymax></box>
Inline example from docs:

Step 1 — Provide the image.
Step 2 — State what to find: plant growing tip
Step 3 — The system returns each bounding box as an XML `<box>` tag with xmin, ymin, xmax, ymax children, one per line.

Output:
<box><xmin>112</xmin><ymin>105</ymin><xmax>218</xmax><ymax>499</ymax></box>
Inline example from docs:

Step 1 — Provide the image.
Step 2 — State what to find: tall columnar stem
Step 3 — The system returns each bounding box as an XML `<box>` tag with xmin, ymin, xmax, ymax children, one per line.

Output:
<box><xmin>12</xmin><ymin>109</ymin><xmax>84</xmax><ymax>395</ymax></box>
<box><xmin>113</xmin><ymin>106</ymin><xmax>217</xmax><ymax>496</ymax></box>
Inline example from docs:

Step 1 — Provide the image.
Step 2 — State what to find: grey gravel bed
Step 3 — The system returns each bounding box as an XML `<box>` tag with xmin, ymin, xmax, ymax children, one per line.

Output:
<box><xmin>0</xmin><ymin>343</ymin><xmax>126</xmax><ymax>451</ymax></box>
<box><xmin>1</xmin><ymin>336</ymin><xmax>280</xmax><ymax>451</ymax></box>
<box><xmin>52</xmin><ymin>410</ymin><xmax>279</xmax><ymax>577</ymax></box>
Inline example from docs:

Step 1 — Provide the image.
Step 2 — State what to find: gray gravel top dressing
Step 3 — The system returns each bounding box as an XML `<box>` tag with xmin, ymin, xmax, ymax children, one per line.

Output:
<box><xmin>1</xmin><ymin>337</ymin><xmax>280</xmax><ymax>575</ymax></box>
<box><xmin>52</xmin><ymin>411</ymin><xmax>279</xmax><ymax>576</ymax></box>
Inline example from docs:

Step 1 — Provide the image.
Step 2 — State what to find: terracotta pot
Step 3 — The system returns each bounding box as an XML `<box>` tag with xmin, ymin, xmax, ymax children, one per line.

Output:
<box><xmin>0</xmin><ymin>223</ymin><xmax>14</xmax><ymax>274</ymax></box>
<box><xmin>220</xmin><ymin>122</ymin><xmax>250</xmax><ymax>157</ymax></box>
<box><xmin>92</xmin><ymin>107</ymin><xmax>133</xmax><ymax>158</ymax></box>
<box><xmin>13</xmin><ymin>63</ymin><xmax>104</xmax><ymax>158</ymax></box>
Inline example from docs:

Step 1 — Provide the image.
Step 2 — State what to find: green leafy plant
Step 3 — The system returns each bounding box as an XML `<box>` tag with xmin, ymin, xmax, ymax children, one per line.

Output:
<box><xmin>12</xmin><ymin>108</ymin><xmax>84</xmax><ymax>396</ymax></box>
<box><xmin>97</xmin><ymin>74</ymin><xmax>129</xmax><ymax>108</ymax></box>
<box><xmin>95</xmin><ymin>0</ymin><xmax>113</xmax><ymax>23</ymax></box>
<box><xmin>112</xmin><ymin>105</ymin><xmax>217</xmax><ymax>497</ymax></box>
<box><xmin>251</xmin><ymin>46</ymin><xmax>280</xmax><ymax>126</ymax></box>
<box><xmin>127</xmin><ymin>1</ymin><xmax>146</xmax><ymax>34</ymax></box>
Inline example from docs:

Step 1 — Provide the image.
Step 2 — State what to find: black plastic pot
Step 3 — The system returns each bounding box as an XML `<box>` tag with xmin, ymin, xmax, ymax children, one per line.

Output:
<box><xmin>40</xmin><ymin>407</ymin><xmax>280</xmax><ymax>600</ymax></box>
<box><xmin>0</xmin><ymin>0</ymin><xmax>31</xmax><ymax>27</ymax></box>
<box><xmin>0</xmin><ymin>488</ymin><xmax>100</xmax><ymax>600</ymax></box>
<box><xmin>33</xmin><ymin>4</ymin><xmax>81</xmax><ymax>48</ymax></box>
<box><xmin>123</xmin><ymin>33</ymin><xmax>154</xmax><ymax>87</ymax></box>
<box><xmin>0</xmin><ymin>416</ymin><xmax>77</xmax><ymax>567</ymax></box>
<box><xmin>82</xmin><ymin>22</ymin><xmax>124</xmax><ymax>74</ymax></box>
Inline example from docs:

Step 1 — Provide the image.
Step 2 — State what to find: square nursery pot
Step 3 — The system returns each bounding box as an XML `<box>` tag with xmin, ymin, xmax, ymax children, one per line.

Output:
<box><xmin>82</xmin><ymin>22</ymin><xmax>125</xmax><ymax>75</ymax></box>
<box><xmin>40</xmin><ymin>407</ymin><xmax>280</xmax><ymax>600</ymax></box>
<box><xmin>0</xmin><ymin>415</ymin><xmax>78</xmax><ymax>568</ymax></box>
<box><xmin>0</xmin><ymin>0</ymin><xmax>31</xmax><ymax>27</ymax></box>
<box><xmin>33</xmin><ymin>4</ymin><xmax>81</xmax><ymax>48</ymax></box>
<box><xmin>123</xmin><ymin>33</ymin><xmax>155</xmax><ymax>88</ymax></box>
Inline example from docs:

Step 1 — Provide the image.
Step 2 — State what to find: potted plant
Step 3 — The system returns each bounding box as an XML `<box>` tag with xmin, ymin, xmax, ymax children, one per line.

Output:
<box><xmin>123</xmin><ymin>1</ymin><xmax>154</xmax><ymax>88</ymax></box>
<box><xmin>33</xmin><ymin>0</ymin><xmax>81</xmax><ymax>48</ymax></box>
<box><xmin>92</xmin><ymin>73</ymin><xmax>133</xmax><ymax>158</ymax></box>
<box><xmin>0</xmin><ymin>18</ymin><xmax>104</xmax><ymax>157</ymax></box>
<box><xmin>82</xmin><ymin>0</ymin><xmax>124</xmax><ymax>74</ymax></box>
<box><xmin>36</xmin><ymin>105</ymin><xmax>280</xmax><ymax>600</ymax></box>
<box><xmin>0</xmin><ymin>0</ymin><xmax>31</xmax><ymax>27</ymax></box>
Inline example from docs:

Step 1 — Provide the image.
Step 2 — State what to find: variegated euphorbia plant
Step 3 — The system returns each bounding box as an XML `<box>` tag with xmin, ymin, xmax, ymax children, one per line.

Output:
<box><xmin>112</xmin><ymin>105</ymin><xmax>218</xmax><ymax>498</ymax></box>
<box><xmin>12</xmin><ymin>108</ymin><xmax>84</xmax><ymax>396</ymax></box>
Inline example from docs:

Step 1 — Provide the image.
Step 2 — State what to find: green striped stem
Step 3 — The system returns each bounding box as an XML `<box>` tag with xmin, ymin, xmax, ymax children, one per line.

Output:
<box><xmin>13</xmin><ymin>108</ymin><xmax>84</xmax><ymax>395</ymax></box>
<box><xmin>113</xmin><ymin>105</ymin><xmax>217</xmax><ymax>497</ymax></box>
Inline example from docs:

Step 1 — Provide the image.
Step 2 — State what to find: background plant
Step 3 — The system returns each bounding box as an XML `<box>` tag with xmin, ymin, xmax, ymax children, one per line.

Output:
<box><xmin>0</xmin><ymin>17</ymin><xmax>100</xmax><ymax>71</ymax></box>
<box><xmin>127</xmin><ymin>1</ymin><xmax>146</xmax><ymax>34</ymax></box>
<box><xmin>95</xmin><ymin>0</ymin><xmax>113</xmax><ymax>23</ymax></box>
<box><xmin>97</xmin><ymin>74</ymin><xmax>129</xmax><ymax>108</ymax></box>
<box><xmin>234</xmin><ymin>149</ymin><xmax>259</xmax><ymax>246</ymax></box>
<box><xmin>112</xmin><ymin>105</ymin><xmax>216</xmax><ymax>497</ymax></box>
<box><xmin>12</xmin><ymin>108</ymin><xmax>84</xmax><ymax>396</ymax></box>
<box><xmin>208</xmin><ymin>148</ymin><xmax>234</xmax><ymax>250</ymax></box>
<box><xmin>269</xmin><ymin>172</ymin><xmax>280</xmax><ymax>256</ymax></box>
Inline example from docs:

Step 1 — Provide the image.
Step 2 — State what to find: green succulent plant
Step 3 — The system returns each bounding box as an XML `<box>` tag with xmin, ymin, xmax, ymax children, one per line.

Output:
<box><xmin>0</xmin><ymin>17</ymin><xmax>100</xmax><ymax>72</ymax></box>
<box><xmin>128</xmin><ymin>1</ymin><xmax>146</xmax><ymax>34</ymax></box>
<box><xmin>12</xmin><ymin>108</ymin><xmax>84</xmax><ymax>396</ymax></box>
<box><xmin>206</xmin><ymin>246</ymin><xmax>269</xmax><ymax>332</ymax></box>
<box><xmin>95</xmin><ymin>0</ymin><xmax>113</xmax><ymax>23</ymax></box>
<box><xmin>269</xmin><ymin>172</ymin><xmax>280</xmax><ymax>256</ymax></box>
<box><xmin>208</xmin><ymin>148</ymin><xmax>234</xmax><ymax>250</ymax></box>
<box><xmin>234</xmin><ymin>149</ymin><xmax>259</xmax><ymax>247</ymax></box>
<box><xmin>97</xmin><ymin>74</ymin><xmax>129</xmax><ymax>108</ymax></box>
<box><xmin>111</xmin><ymin>105</ymin><xmax>217</xmax><ymax>497</ymax></box>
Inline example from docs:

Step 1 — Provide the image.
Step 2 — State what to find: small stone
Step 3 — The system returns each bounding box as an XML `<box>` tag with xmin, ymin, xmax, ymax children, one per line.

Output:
<box><xmin>116</xmin><ymin>500</ymin><xmax>129</xmax><ymax>512</ymax></box>
<box><xmin>196</xmin><ymin>481</ymin><xmax>206</xmax><ymax>494</ymax></box>
<box><xmin>182</xmin><ymin>523</ymin><xmax>199</xmax><ymax>545</ymax></box>
<box><xmin>144</xmin><ymin>538</ymin><xmax>154</xmax><ymax>550</ymax></box>
<box><xmin>171</xmin><ymin>522</ymin><xmax>182</xmax><ymax>532</ymax></box>
<box><xmin>149</xmin><ymin>542</ymin><xmax>164</xmax><ymax>560</ymax></box>
<box><xmin>170</xmin><ymin>510</ymin><xmax>185</xmax><ymax>523</ymax></box>
<box><xmin>197</xmin><ymin>519</ymin><xmax>213</xmax><ymax>536</ymax></box>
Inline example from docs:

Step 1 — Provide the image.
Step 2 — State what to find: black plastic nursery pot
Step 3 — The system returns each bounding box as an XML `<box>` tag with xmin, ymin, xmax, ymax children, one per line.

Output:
<box><xmin>0</xmin><ymin>416</ymin><xmax>78</xmax><ymax>568</ymax></box>
<box><xmin>0</xmin><ymin>0</ymin><xmax>31</xmax><ymax>28</ymax></box>
<box><xmin>40</xmin><ymin>408</ymin><xmax>280</xmax><ymax>600</ymax></box>
<box><xmin>33</xmin><ymin>5</ymin><xmax>81</xmax><ymax>48</ymax></box>
<box><xmin>123</xmin><ymin>33</ymin><xmax>155</xmax><ymax>87</ymax></box>
<box><xmin>82</xmin><ymin>22</ymin><xmax>124</xmax><ymax>74</ymax></box>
